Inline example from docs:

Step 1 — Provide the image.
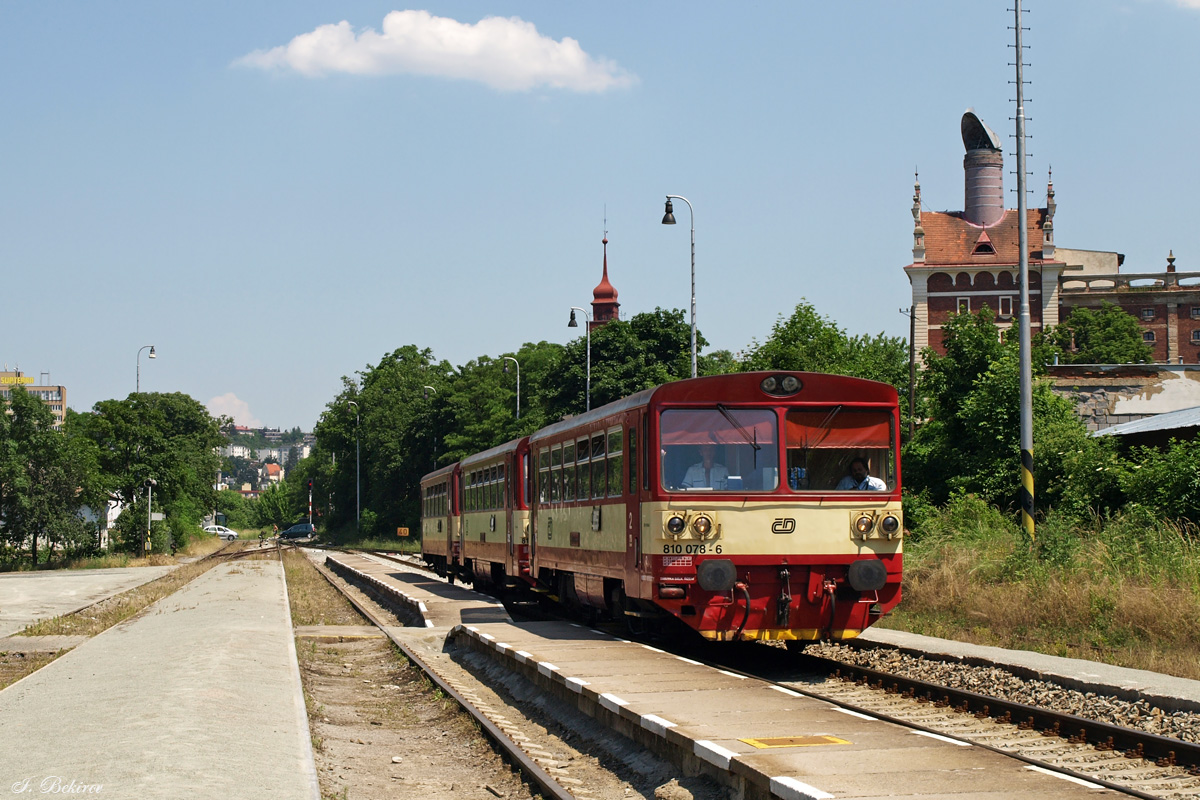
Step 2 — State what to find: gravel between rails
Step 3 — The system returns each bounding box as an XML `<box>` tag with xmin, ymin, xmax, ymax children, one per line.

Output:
<box><xmin>808</xmin><ymin>642</ymin><xmax>1200</xmax><ymax>745</ymax></box>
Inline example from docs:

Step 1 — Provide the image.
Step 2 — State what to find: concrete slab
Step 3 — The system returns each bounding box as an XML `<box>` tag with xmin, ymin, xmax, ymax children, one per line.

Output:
<box><xmin>0</xmin><ymin>560</ymin><xmax>319</xmax><ymax>800</ymax></box>
<box><xmin>293</xmin><ymin>624</ymin><xmax>383</xmax><ymax>640</ymax></box>
<box><xmin>0</xmin><ymin>565</ymin><xmax>175</xmax><ymax>637</ymax></box>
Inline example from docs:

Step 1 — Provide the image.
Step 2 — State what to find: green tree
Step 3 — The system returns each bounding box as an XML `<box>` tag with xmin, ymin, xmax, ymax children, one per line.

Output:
<box><xmin>73</xmin><ymin>392</ymin><xmax>224</xmax><ymax>552</ymax></box>
<box><xmin>905</xmin><ymin>309</ymin><xmax>1096</xmax><ymax>513</ymax></box>
<box><xmin>548</xmin><ymin>308</ymin><xmax>698</xmax><ymax>418</ymax></box>
<box><xmin>1042</xmin><ymin>302</ymin><xmax>1154</xmax><ymax>365</ymax></box>
<box><xmin>0</xmin><ymin>389</ymin><xmax>104</xmax><ymax>566</ymax></box>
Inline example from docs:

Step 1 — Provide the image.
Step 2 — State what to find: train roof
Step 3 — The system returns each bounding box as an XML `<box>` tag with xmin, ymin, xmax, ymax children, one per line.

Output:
<box><xmin>530</xmin><ymin>386</ymin><xmax>657</xmax><ymax>444</ymax></box>
<box><xmin>529</xmin><ymin>372</ymin><xmax>896</xmax><ymax>445</ymax></box>
<box><xmin>460</xmin><ymin>436</ymin><xmax>525</xmax><ymax>468</ymax></box>
<box><xmin>419</xmin><ymin>462</ymin><xmax>457</xmax><ymax>485</ymax></box>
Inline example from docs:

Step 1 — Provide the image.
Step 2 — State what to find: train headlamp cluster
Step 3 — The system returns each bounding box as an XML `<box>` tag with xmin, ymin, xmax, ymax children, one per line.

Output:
<box><xmin>760</xmin><ymin>374</ymin><xmax>803</xmax><ymax>396</ymax></box>
<box><xmin>851</xmin><ymin>510</ymin><xmax>903</xmax><ymax>540</ymax></box>
<box><xmin>663</xmin><ymin>511</ymin><xmax>719</xmax><ymax>540</ymax></box>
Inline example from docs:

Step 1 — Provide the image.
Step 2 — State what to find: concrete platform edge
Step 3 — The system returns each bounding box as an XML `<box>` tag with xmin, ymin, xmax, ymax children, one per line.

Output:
<box><xmin>278</xmin><ymin>558</ymin><xmax>323</xmax><ymax>800</ymax></box>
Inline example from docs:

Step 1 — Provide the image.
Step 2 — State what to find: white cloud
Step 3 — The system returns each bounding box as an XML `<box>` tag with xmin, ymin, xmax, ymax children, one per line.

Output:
<box><xmin>207</xmin><ymin>393</ymin><xmax>262</xmax><ymax>428</ymax></box>
<box><xmin>234</xmin><ymin>10</ymin><xmax>636</xmax><ymax>92</ymax></box>
<box><xmin>1175</xmin><ymin>0</ymin><xmax>1200</xmax><ymax>7</ymax></box>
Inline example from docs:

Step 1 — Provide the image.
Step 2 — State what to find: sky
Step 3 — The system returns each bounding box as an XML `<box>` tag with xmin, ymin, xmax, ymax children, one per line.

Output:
<box><xmin>3</xmin><ymin>1</ymin><xmax>1199</xmax><ymax>431</ymax></box>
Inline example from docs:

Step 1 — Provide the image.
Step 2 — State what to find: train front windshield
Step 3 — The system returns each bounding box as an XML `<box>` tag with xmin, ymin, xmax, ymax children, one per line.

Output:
<box><xmin>660</xmin><ymin>408</ymin><xmax>779</xmax><ymax>492</ymax></box>
<box><xmin>659</xmin><ymin>405</ymin><xmax>897</xmax><ymax>494</ymax></box>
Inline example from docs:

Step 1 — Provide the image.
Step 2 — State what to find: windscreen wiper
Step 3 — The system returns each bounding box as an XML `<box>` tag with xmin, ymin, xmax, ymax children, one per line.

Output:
<box><xmin>716</xmin><ymin>403</ymin><xmax>762</xmax><ymax>469</ymax></box>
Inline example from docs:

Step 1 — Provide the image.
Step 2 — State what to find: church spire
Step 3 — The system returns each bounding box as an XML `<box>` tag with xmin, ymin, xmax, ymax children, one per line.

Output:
<box><xmin>591</xmin><ymin>231</ymin><xmax>620</xmax><ymax>328</ymax></box>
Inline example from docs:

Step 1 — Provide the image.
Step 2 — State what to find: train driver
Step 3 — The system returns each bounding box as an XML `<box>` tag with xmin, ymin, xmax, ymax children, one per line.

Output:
<box><xmin>835</xmin><ymin>457</ymin><xmax>886</xmax><ymax>491</ymax></box>
<box><xmin>681</xmin><ymin>443</ymin><xmax>729</xmax><ymax>490</ymax></box>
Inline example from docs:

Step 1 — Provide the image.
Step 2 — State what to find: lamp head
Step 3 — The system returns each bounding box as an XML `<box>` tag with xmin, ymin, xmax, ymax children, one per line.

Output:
<box><xmin>661</xmin><ymin>198</ymin><xmax>676</xmax><ymax>225</ymax></box>
<box><xmin>503</xmin><ymin>362</ymin><xmax>509</xmax><ymax>374</ymax></box>
<box><xmin>148</xmin><ymin>346</ymin><xmax>156</xmax><ymax>359</ymax></box>
<box><xmin>568</xmin><ymin>309</ymin><xmax>578</xmax><ymax>328</ymax></box>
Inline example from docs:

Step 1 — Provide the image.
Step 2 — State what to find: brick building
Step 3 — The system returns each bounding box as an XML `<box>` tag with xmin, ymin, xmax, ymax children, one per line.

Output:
<box><xmin>905</xmin><ymin>110</ymin><xmax>1198</xmax><ymax>364</ymax></box>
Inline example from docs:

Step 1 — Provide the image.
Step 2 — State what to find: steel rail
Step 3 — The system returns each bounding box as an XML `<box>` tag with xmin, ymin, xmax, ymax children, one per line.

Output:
<box><xmin>800</xmin><ymin>653</ymin><xmax>1200</xmax><ymax>774</ymax></box>
<box><xmin>306</xmin><ymin>555</ymin><xmax>577</xmax><ymax>800</ymax></box>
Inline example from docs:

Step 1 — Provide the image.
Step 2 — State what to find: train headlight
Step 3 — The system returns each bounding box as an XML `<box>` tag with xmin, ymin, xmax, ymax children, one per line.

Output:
<box><xmin>854</xmin><ymin>514</ymin><xmax>876</xmax><ymax>536</ymax></box>
<box><xmin>880</xmin><ymin>514</ymin><xmax>901</xmax><ymax>539</ymax></box>
<box><xmin>691</xmin><ymin>514</ymin><xmax>714</xmax><ymax>539</ymax></box>
<box><xmin>761</xmin><ymin>374</ymin><xmax>803</xmax><ymax>397</ymax></box>
<box><xmin>666</xmin><ymin>514</ymin><xmax>687</xmax><ymax>537</ymax></box>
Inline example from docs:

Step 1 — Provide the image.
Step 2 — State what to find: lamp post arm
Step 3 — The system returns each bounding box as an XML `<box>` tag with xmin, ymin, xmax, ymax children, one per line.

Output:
<box><xmin>502</xmin><ymin>357</ymin><xmax>520</xmax><ymax>420</ymax></box>
<box><xmin>665</xmin><ymin>195</ymin><xmax>697</xmax><ymax>378</ymax></box>
<box><xmin>570</xmin><ymin>306</ymin><xmax>591</xmax><ymax>412</ymax></box>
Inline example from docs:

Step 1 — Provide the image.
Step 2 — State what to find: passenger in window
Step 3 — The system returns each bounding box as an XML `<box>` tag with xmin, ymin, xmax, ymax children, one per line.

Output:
<box><xmin>681</xmin><ymin>443</ymin><xmax>729</xmax><ymax>490</ymax></box>
<box><xmin>835</xmin><ymin>458</ymin><xmax>886</xmax><ymax>491</ymax></box>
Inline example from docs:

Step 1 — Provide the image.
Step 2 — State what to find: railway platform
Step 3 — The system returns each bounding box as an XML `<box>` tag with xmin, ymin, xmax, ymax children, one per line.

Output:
<box><xmin>322</xmin><ymin>551</ymin><xmax>1122</xmax><ymax>799</ymax></box>
<box><xmin>0</xmin><ymin>558</ymin><xmax>319</xmax><ymax>800</ymax></box>
<box><xmin>0</xmin><ymin>564</ymin><xmax>175</xmax><ymax>639</ymax></box>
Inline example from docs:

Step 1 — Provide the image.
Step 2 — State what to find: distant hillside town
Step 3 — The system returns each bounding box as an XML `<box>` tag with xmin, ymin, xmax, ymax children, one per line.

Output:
<box><xmin>219</xmin><ymin>423</ymin><xmax>316</xmax><ymax>498</ymax></box>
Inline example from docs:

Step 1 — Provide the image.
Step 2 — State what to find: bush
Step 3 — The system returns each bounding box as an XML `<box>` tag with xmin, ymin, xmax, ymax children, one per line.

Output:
<box><xmin>1120</xmin><ymin>438</ymin><xmax>1200</xmax><ymax>524</ymax></box>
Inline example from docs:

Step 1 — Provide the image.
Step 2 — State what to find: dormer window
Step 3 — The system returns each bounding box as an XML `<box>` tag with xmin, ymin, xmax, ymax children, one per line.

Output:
<box><xmin>972</xmin><ymin>241</ymin><xmax>996</xmax><ymax>255</ymax></box>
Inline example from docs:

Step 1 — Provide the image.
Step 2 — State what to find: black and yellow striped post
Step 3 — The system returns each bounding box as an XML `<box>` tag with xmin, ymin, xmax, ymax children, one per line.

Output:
<box><xmin>1014</xmin><ymin>0</ymin><xmax>1035</xmax><ymax>542</ymax></box>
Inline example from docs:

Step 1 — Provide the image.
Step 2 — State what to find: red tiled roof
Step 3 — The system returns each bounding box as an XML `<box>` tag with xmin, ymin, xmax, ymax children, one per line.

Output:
<box><xmin>265</xmin><ymin>463</ymin><xmax>281</xmax><ymax>476</ymax></box>
<box><xmin>917</xmin><ymin>208</ymin><xmax>1048</xmax><ymax>265</ymax></box>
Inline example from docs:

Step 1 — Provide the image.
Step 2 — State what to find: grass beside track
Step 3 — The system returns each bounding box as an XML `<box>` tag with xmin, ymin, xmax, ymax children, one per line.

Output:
<box><xmin>885</xmin><ymin>496</ymin><xmax>1200</xmax><ymax>681</ymax></box>
<box><xmin>281</xmin><ymin>548</ymin><xmax>368</xmax><ymax>627</ymax></box>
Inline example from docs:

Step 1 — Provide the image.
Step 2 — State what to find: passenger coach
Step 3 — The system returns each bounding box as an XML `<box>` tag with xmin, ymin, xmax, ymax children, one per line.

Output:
<box><xmin>422</xmin><ymin>371</ymin><xmax>903</xmax><ymax>645</ymax></box>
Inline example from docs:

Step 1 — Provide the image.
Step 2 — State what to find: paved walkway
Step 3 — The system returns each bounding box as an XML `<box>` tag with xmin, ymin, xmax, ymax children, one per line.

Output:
<box><xmin>0</xmin><ymin>559</ymin><xmax>319</xmax><ymax>800</ymax></box>
<box><xmin>0</xmin><ymin>565</ymin><xmax>175</xmax><ymax>637</ymax></box>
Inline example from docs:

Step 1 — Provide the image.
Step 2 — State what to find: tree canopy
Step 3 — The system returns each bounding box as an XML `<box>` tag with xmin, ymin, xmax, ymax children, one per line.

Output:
<box><xmin>1041</xmin><ymin>301</ymin><xmax>1154</xmax><ymax>365</ymax></box>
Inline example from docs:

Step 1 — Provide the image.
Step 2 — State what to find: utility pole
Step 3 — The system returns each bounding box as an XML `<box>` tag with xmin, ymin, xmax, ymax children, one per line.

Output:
<box><xmin>1013</xmin><ymin>0</ymin><xmax>1035</xmax><ymax>540</ymax></box>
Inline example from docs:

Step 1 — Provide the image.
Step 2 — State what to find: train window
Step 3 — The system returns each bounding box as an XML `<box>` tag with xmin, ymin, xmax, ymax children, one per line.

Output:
<box><xmin>628</xmin><ymin>427</ymin><xmax>638</xmax><ymax>495</ymax></box>
<box><xmin>591</xmin><ymin>432</ymin><xmax>605</xmax><ymax>459</ymax></box>
<box><xmin>578</xmin><ymin>454</ymin><xmax>590</xmax><ymax>499</ymax></box>
<box><xmin>659</xmin><ymin>408</ymin><xmax>779</xmax><ymax>492</ymax></box>
<box><xmin>551</xmin><ymin>463</ymin><xmax>561</xmax><ymax>503</ymax></box>
<box><xmin>607</xmin><ymin>428</ymin><xmax>623</xmax><ymax>497</ymax></box>
<box><xmin>523</xmin><ymin>453</ymin><xmax>531</xmax><ymax>506</ymax></box>
<box><xmin>563</xmin><ymin>464</ymin><xmax>576</xmax><ymax>502</ymax></box>
<box><xmin>785</xmin><ymin>409</ymin><xmax>895</xmax><ymax>492</ymax></box>
<box><xmin>538</xmin><ymin>449</ymin><xmax>551</xmax><ymax>503</ymax></box>
<box><xmin>577</xmin><ymin>437</ymin><xmax>589</xmax><ymax>462</ymax></box>
<box><xmin>499</xmin><ymin>465</ymin><xmax>506</xmax><ymax>508</ymax></box>
<box><xmin>592</xmin><ymin>457</ymin><xmax>606</xmax><ymax>499</ymax></box>
<box><xmin>551</xmin><ymin>445</ymin><xmax>562</xmax><ymax>468</ymax></box>
<box><xmin>563</xmin><ymin>442</ymin><xmax>575</xmax><ymax>464</ymax></box>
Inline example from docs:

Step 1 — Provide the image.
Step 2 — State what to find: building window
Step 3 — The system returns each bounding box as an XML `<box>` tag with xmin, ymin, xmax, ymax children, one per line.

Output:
<box><xmin>1191</xmin><ymin>307</ymin><xmax>1200</xmax><ymax>320</ymax></box>
<box><xmin>972</xmin><ymin>242</ymin><xmax>996</xmax><ymax>255</ymax></box>
<box><xmin>1143</xmin><ymin>331</ymin><xmax>1156</xmax><ymax>343</ymax></box>
<box><xmin>998</xmin><ymin>296</ymin><xmax>1013</xmax><ymax>318</ymax></box>
<box><xmin>1191</xmin><ymin>330</ymin><xmax>1200</xmax><ymax>345</ymax></box>
<box><xmin>957</xmin><ymin>297</ymin><xmax>971</xmax><ymax>314</ymax></box>
<box><xmin>1141</xmin><ymin>308</ymin><xmax>1156</xmax><ymax>321</ymax></box>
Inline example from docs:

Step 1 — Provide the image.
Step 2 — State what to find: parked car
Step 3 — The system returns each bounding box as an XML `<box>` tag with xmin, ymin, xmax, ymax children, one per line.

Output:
<box><xmin>278</xmin><ymin>522</ymin><xmax>316</xmax><ymax>540</ymax></box>
<box><xmin>203</xmin><ymin>524</ymin><xmax>239</xmax><ymax>542</ymax></box>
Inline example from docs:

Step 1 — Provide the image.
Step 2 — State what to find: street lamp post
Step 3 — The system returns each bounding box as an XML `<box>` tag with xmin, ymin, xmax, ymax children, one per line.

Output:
<box><xmin>502</xmin><ymin>357</ymin><xmax>520</xmax><ymax>420</ymax></box>
<box><xmin>567</xmin><ymin>307</ymin><xmax>591</xmax><ymax>411</ymax></box>
<box><xmin>347</xmin><ymin>401</ymin><xmax>360</xmax><ymax>533</ymax></box>
<box><xmin>661</xmin><ymin>195</ymin><xmax>697</xmax><ymax>378</ymax></box>
<box><xmin>136</xmin><ymin>345</ymin><xmax>156</xmax><ymax>393</ymax></box>
<box><xmin>423</xmin><ymin>385</ymin><xmax>437</xmax><ymax>400</ymax></box>
<box><xmin>145</xmin><ymin>478</ymin><xmax>157</xmax><ymax>557</ymax></box>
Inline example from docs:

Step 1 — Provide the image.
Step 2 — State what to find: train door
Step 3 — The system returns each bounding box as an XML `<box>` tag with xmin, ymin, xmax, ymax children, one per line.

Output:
<box><xmin>452</xmin><ymin>469</ymin><xmax>464</xmax><ymax>576</ymax></box>
<box><xmin>623</xmin><ymin>412</ymin><xmax>643</xmax><ymax>598</ymax></box>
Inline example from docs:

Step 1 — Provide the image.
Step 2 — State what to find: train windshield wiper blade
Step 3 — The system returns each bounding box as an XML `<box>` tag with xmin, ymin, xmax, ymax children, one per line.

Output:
<box><xmin>716</xmin><ymin>404</ymin><xmax>761</xmax><ymax>453</ymax></box>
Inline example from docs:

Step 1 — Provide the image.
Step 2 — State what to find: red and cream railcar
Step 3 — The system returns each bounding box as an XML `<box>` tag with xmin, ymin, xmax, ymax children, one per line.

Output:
<box><xmin>525</xmin><ymin>371</ymin><xmax>903</xmax><ymax>643</ymax></box>
<box><xmin>455</xmin><ymin>437</ymin><xmax>532</xmax><ymax>588</ymax></box>
<box><xmin>419</xmin><ymin>462</ymin><xmax>460</xmax><ymax>579</ymax></box>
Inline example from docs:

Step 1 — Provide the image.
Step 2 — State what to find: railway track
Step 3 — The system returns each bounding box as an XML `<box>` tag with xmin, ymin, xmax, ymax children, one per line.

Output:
<box><xmin>301</xmin><ymin>548</ymin><xmax>645</xmax><ymax>800</ymax></box>
<box><xmin>329</xmin><ymin>548</ymin><xmax>1200</xmax><ymax>798</ymax></box>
